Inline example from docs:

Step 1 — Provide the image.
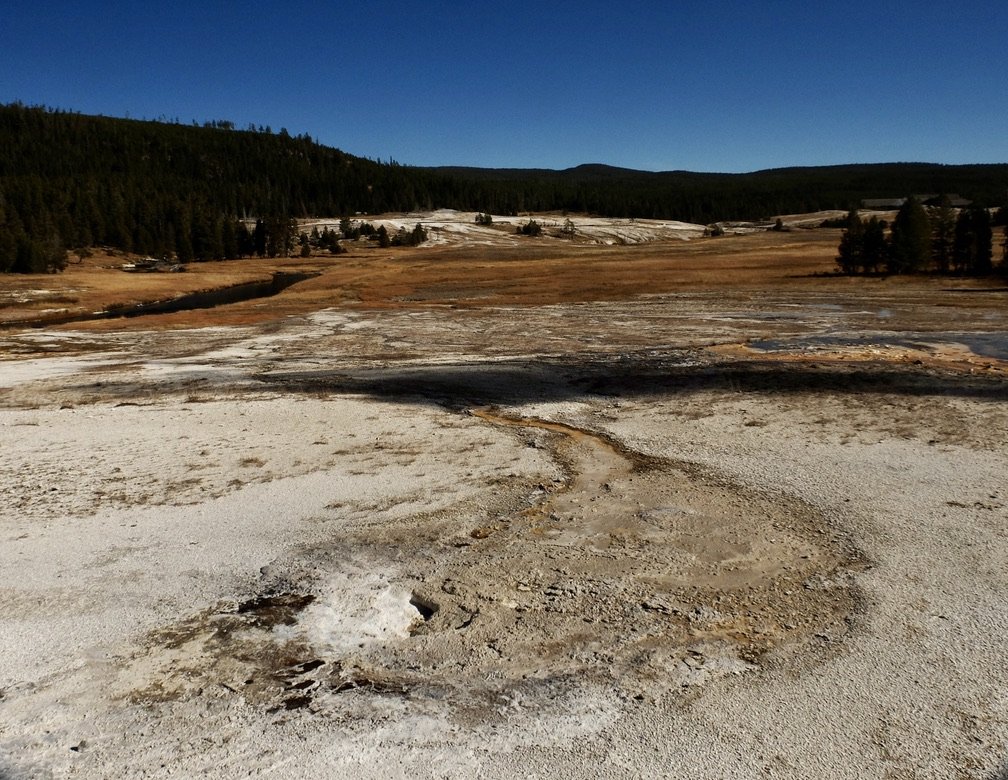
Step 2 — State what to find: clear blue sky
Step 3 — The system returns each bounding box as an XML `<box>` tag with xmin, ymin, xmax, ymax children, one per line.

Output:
<box><xmin>2</xmin><ymin>1</ymin><xmax>1005</xmax><ymax>172</ymax></box>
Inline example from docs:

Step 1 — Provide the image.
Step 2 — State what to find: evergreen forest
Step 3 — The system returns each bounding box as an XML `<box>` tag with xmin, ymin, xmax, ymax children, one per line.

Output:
<box><xmin>2</xmin><ymin>102</ymin><xmax>1008</xmax><ymax>273</ymax></box>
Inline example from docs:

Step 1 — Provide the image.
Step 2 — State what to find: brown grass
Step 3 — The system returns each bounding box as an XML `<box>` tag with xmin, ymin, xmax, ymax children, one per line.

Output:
<box><xmin>1</xmin><ymin>228</ymin><xmax>1004</xmax><ymax>333</ymax></box>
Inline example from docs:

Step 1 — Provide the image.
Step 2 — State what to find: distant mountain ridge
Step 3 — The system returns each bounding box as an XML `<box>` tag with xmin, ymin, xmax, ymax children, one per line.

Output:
<box><xmin>1</xmin><ymin>103</ymin><xmax>1007</xmax><ymax>271</ymax></box>
<box><xmin>435</xmin><ymin>160</ymin><xmax>1008</xmax><ymax>188</ymax></box>
<box><xmin>429</xmin><ymin>160</ymin><xmax>1008</xmax><ymax>217</ymax></box>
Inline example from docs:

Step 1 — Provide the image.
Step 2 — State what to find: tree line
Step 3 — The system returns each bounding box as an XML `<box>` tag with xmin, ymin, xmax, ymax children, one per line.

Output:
<box><xmin>3</xmin><ymin>102</ymin><xmax>1008</xmax><ymax>273</ymax></box>
<box><xmin>837</xmin><ymin>196</ymin><xmax>1007</xmax><ymax>276</ymax></box>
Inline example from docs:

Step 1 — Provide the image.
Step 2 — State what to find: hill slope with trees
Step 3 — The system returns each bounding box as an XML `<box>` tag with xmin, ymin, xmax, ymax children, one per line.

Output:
<box><xmin>2</xmin><ymin>103</ymin><xmax>1007</xmax><ymax>272</ymax></box>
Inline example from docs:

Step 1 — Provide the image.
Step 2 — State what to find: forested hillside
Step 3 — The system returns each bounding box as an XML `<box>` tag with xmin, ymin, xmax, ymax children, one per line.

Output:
<box><xmin>2</xmin><ymin>103</ymin><xmax>1007</xmax><ymax>272</ymax></box>
<box><xmin>0</xmin><ymin>104</ymin><xmax>460</xmax><ymax>271</ymax></box>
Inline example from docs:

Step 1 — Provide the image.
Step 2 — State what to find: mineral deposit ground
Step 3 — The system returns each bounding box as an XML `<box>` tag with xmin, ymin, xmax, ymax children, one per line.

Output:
<box><xmin>0</xmin><ymin>214</ymin><xmax>1006</xmax><ymax>778</ymax></box>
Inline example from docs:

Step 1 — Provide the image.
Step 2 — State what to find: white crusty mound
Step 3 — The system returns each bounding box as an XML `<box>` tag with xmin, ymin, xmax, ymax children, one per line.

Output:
<box><xmin>302</xmin><ymin>209</ymin><xmax>709</xmax><ymax>247</ymax></box>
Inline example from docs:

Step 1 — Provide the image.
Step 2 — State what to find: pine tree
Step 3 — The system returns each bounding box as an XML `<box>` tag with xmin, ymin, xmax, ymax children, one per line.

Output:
<box><xmin>929</xmin><ymin>195</ymin><xmax>956</xmax><ymax>274</ymax></box>
<box><xmin>862</xmin><ymin>216</ymin><xmax>887</xmax><ymax>274</ymax></box>
<box><xmin>252</xmin><ymin>219</ymin><xmax>267</xmax><ymax>257</ymax></box>
<box><xmin>0</xmin><ymin>225</ymin><xmax>16</xmax><ymax>273</ymax></box>
<box><xmin>264</xmin><ymin>216</ymin><xmax>292</xmax><ymax>257</ymax></box>
<box><xmin>210</xmin><ymin>215</ymin><xmax>226</xmax><ymax>260</ymax></box>
<box><xmin>0</xmin><ymin>188</ymin><xmax>15</xmax><ymax>273</ymax></box>
<box><xmin>174</xmin><ymin>206</ymin><xmax>194</xmax><ymax>262</ymax></box>
<box><xmin>190</xmin><ymin>209</ymin><xmax>214</xmax><ymax>261</ymax></box>
<box><xmin>37</xmin><ymin>212</ymin><xmax>67</xmax><ymax>272</ymax></box>
<box><xmin>1002</xmin><ymin>223</ymin><xmax>1008</xmax><ymax>271</ymax></box>
<box><xmin>836</xmin><ymin>209</ymin><xmax>864</xmax><ymax>274</ymax></box>
<box><xmin>888</xmin><ymin>197</ymin><xmax>930</xmax><ymax>274</ymax></box>
<box><xmin>221</xmin><ymin>217</ymin><xmax>238</xmax><ymax>259</ymax></box>
<box><xmin>971</xmin><ymin>207</ymin><xmax>993</xmax><ymax>274</ymax></box>
<box><xmin>236</xmin><ymin>221</ymin><xmax>255</xmax><ymax>257</ymax></box>
<box><xmin>952</xmin><ymin>207</ymin><xmax>993</xmax><ymax>274</ymax></box>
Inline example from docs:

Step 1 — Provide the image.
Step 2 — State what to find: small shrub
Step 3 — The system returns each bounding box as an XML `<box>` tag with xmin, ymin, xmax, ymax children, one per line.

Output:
<box><xmin>517</xmin><ymin>219</ymin><xmax>542</xmax><ymax>237</ymax></box>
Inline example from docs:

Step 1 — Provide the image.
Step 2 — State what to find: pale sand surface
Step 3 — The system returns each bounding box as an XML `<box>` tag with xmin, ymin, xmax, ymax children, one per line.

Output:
<box><xmin>1</xmin><ymin>246</ymin><xmax>1007</xmax><ymax>778</ymax></box>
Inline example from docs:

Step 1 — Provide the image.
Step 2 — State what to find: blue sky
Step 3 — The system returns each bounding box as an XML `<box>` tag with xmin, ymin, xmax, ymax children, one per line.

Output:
<box><xmin>2</xmin><ymin>1</ymin><xmax>1005</xmax><ymax>172</ymax></box>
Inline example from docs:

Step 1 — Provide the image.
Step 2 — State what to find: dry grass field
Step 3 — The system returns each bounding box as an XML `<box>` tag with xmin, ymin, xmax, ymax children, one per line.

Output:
<box><xmin>1</xmin><ymin>217</ymin><xmax>1006</xmax><ymax>779</ymax></box>
<box><xmin>0</xmin><ymin>225</ymin><xmax>867</xmax><ymax>323</ymax></box>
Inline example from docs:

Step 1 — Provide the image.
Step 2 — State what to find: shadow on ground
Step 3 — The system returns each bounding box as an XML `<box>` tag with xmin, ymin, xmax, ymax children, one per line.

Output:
<box><xmin>255</xmin><ymin>352</ymin><xmax>1008</xmax><ymax>408</ymax></box>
